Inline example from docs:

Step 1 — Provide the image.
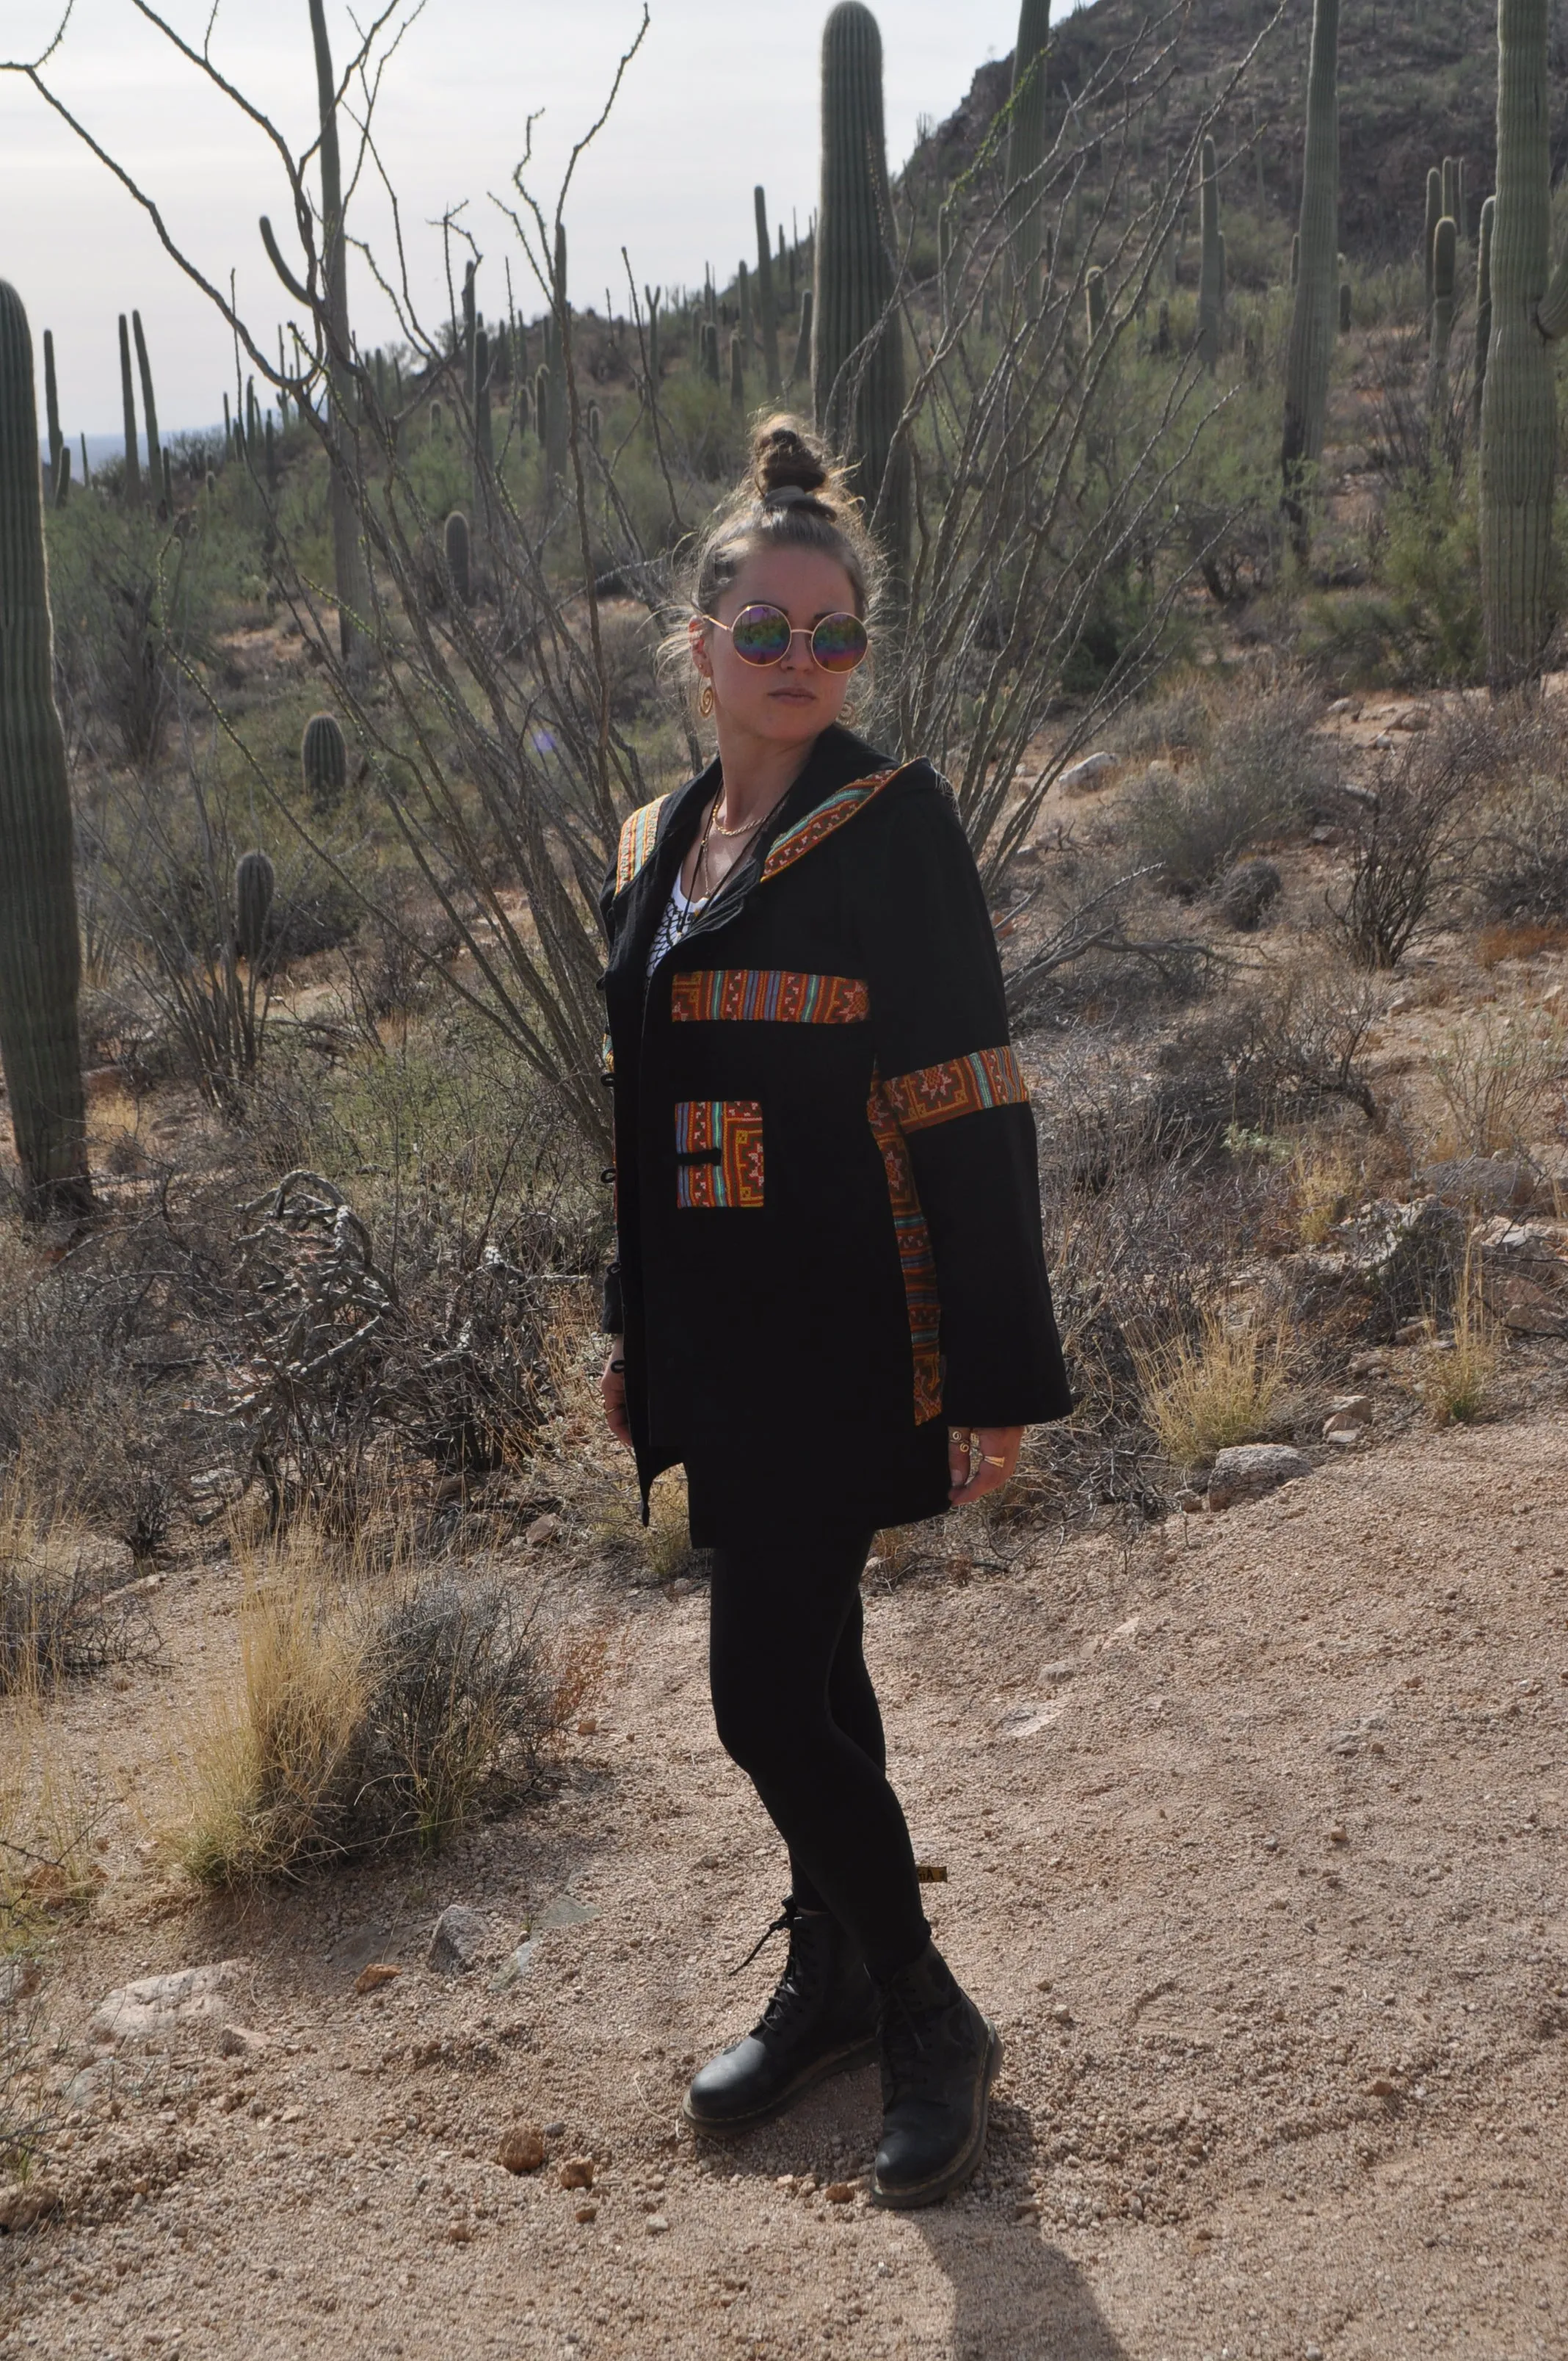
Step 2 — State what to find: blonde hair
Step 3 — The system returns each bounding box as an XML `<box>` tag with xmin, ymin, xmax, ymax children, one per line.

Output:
<box><xmin>686</xmin><ymin>415</ymin><xmax>879</xmax><ymax>627</ymax></box>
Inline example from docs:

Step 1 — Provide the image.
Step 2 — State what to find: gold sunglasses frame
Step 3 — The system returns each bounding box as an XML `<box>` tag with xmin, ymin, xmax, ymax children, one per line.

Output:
<box><xmin>696</xmin><ymin>604</ymin><xmax>871</xmax><ymax>672</ymax></box>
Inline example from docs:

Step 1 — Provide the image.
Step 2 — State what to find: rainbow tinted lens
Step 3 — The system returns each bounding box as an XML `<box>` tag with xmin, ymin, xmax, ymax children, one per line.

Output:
<box><xmin>725</xmin><ymin>603</ymin><xmax>870</xmax><ymax>672</ymax></box>
<box><xmin>729</xmin><ymin>605</ymin><xmax>796</xmax><ymax>664</ymax></box>
<box><xmin>808</xmin><ymin>612</ymin><xmax>869</xmax><ymax>672</ymax></box>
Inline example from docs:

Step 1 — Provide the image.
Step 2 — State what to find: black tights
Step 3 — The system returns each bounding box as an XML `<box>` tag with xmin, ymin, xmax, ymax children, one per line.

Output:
<box><xmin>708</xmin><ymin>1531</ymin><xmax>930</xmax><ymax>1984</ymax></box>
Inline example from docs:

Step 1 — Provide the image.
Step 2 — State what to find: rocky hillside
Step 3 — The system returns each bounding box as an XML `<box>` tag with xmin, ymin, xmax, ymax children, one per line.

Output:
<box><xmin>921</xmin><ymin>0</ymin><xmax>1568</xmax><ymax>261</ymax></box>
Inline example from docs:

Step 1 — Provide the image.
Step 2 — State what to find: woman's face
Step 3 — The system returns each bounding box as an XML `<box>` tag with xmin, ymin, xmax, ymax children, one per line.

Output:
<box><xmin>689</xmin><ymin>546</ymin><xmax>863</xmax><ymax>747</ymax></box>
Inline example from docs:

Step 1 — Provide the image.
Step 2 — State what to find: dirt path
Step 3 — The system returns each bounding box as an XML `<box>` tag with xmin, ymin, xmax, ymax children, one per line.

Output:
<box><xmin>4</xmin><ymin>1415</ymin><xmax>1567</xmax><ymax>2360</ymax></box>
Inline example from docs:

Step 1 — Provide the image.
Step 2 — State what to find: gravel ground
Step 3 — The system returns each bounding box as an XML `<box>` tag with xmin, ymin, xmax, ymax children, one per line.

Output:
<box><xmin>2</xmin><ymin>1413</ymin><xmax>1566</xmax><ymax>2360</ymax></box>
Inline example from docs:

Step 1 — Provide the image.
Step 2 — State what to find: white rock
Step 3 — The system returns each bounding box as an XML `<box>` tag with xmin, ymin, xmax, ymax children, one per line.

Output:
<box><xmin>90</xmin><ymin>1959</ymin><xmax>249</xmax><ymax>2048</ymax></box>
<box><xmin>1206</xmin><ymin>1445</ymin><xmax>1311</xmax><ymax>1512</ymax></box>
<box><xmin>1059</xmin><ymin>751</ymin><xmax>1117</xmax><ymax>794</ymax></box>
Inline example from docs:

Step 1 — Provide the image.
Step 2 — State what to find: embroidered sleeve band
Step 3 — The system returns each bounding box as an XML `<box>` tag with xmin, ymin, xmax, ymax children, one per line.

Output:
<box><xmin>883</xmin><ymin>1045</ymin><xmax>1028</xmax><ymax>1134</ymax></box>
<box><xmin>671</xmin><ymin>969</ymin><xmax>869</xmax><ymax>1024</ymax></box>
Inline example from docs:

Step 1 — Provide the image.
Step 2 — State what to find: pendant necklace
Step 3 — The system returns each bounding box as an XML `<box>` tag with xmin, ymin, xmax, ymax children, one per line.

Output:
<box><xmin>675</xmin><ymin>780</ymin><xmax>791</xmax><ymax>940</ymax></box>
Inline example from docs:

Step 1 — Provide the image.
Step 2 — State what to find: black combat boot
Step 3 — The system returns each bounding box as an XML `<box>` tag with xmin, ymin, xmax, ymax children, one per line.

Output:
<box><xmin>683</xmin><ymin>1897</ymin><xmax>882</xmax><ymax>2132</ymax></box>
<box><xmin>869</xmin><ymin>1939</ymin><xmax>1001</xmax><ymax>2209</ymax></box>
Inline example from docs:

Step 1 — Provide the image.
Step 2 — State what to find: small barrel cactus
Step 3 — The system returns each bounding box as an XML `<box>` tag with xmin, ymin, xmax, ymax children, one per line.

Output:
<box><xmin>301</xmin><ymin>711</ymin><xmax>347</xmax><ymax>809</ymax></box>
<box><xmin>445</xmin><ymin>508</ymin><xmax>472</xmax><ymax>605</ymax></box>
<box><xmin>234</xmin><ymin>849</ymin><xmax>276</xmax><ymax>963</ymax></box>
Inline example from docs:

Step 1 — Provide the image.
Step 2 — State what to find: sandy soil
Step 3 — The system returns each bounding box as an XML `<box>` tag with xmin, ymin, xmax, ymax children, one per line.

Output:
<box><xmin>3</xmin><ymin>1412</ymin><xmax>1567</xmax><ymax>2361</ymax></box>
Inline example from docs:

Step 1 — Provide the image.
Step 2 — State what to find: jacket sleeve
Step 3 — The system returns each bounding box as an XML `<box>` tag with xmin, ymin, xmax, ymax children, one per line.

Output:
<box><xmin>860</xmin><ymin>773</ymin><xmax>1071</xmax><ymax>1429</ymax></box>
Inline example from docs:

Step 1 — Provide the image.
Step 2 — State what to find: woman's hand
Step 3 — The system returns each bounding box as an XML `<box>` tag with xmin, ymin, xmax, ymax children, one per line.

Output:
<box><xmin>948</xmin><ymin>1426</ymin><xmax>1023</xmax><ymax>1505</ymax></box>
<box><xmin>601</xmin><ymin>1339</ymin><xmax>633</xmax><ymax>1450</ymax></box>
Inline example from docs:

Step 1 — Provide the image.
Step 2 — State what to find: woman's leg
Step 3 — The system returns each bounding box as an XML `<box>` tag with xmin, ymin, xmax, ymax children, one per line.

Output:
<box><xmin>789</xmin><ymin>1584</ymin><xmax>886</xmax><ymax>1911</ymax></box>
<box><xmin>708</xmin><ymin>1531</ymin><xmax>929</xmax><ymax>1983</ymax></box>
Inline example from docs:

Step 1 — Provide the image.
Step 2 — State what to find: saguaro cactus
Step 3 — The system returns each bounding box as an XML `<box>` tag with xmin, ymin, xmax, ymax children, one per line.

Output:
<box><xmin>1428</xmin><ymin>217</ymin><xmax>1457</xmax><ymax>419</ymax></box>
<box><xmin>234</xmin><ymin>850</ymin><xmax>276</xmax><ymax>964</ymax></box>
<box><xmin>1005</xmin><ymin>0</ymin><xmax>1052</xmax><ymax>308</ymax></box>
<box><xmin>1481</xmin><ymin>0</ymin><xmax>1568</xmax><ymax>684</ymax></box>
<box><xmin>444</xmin><ymin>508</ymin><xmax>472</xmax><ymax>606</ymax></box>
<box><xmin>813</xmin><ymin>2</ymin><xmax>909</xmax><ymax>573</ymax></box>
<box><xmin>132</xmin><ymin>311</ymin><xmax>163</xmax><ymax>512</ymax></box>
<box><xmin>755</xmin><ymin>189</ymin><xmax>782</xmax><ymax>396</ymax></box>
<box><xmin>702</xmin><ymin>319</ymin><xmax>721</xmax><ymax>385</ymax></box>
<box><xmin>1474</xmin><ymin>192</ymin><xmax>1496</xmax><ymax>432</ymax></box>
<box><xmin>0</xmin><ymin>283</ymin><xmax>92</xmax><ymax>1217</ymax></box>
<box><xmin>644</xmin><ymin>283</ymin><xmax>662</xmax><ymax>388</ymax></box>
<box><xmin>545</xmin><ymin>225</ymin><xmax>569</xmax><ymax>493</ymax></box>
<box><xmin>1280</xmin><ymin>0</ymin><xmax>1340</xmax><ymax>554</ymax></box>
<box><xmin>1425</xmin><ymin>167</ymin><xmax>1443</xmax><ymax>317</ymax></box>
<box><xmin>473</xmin><ymin>324</ymin><xmax>494</xmax><ymax>498</ymax></box>
<box><xmin>1085</xmin><ymin>267</ymin><xmax>1106</xmax><ymax>338</ymax></box>
<box><xmin>730</xmin><ymin>331</ymin><xmax>745</xmax><ymax>409</ymax></box>
<box><xmin>1197</xmin><ymin>136</ymin><xmax>1223</xmax><ymax>369</ymax></box>
<box><xmin>117</xmin><ymin>313</ymin><xmax>142</xmax><ymax>505</ymax></box>
<box><xmin>789</xmin><ymin>287</ymin><xmax>813</xmax><ymax>387</ymax></box>
<box><xmin>42</xmin><ymin>330</ymin><xmax>62</xmax><ymax>491</ymax></box>
<box><xmin>300</xmin><ymin>711</ymin><xmax>347</xmax><ymax>809</ymax></box>
<box><xmin>1441</xmin><ymin>156</ymin><xmax>1458</xmax><ymax>229</ymax></box>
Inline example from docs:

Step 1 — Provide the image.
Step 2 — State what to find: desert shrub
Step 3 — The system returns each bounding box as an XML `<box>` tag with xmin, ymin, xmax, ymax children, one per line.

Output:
<box><xmin>1133</xmin><ymin>1310</ymin><xmax>1285</xmax><ymax>1469</ymax></box>
<box><xmin>1326</xmin><ymin>710</ymin><xmax>1493</xmax><ymax>968</ymax></box>
<box><xmin>1474</xmin><ymin>774</ymin><xmax>1568</xmax><ymax>923</ymax></box>
<box><xmin>0</xmin><ymin>1487</ymin><xmax>156</xmax><ymax>1692</ymax></box>
<box><xmin>1129</xmin><ymin>675</ymin><xmax>1332</xmax><ymax>896</ymax></box>
<box><xmin>1108</xmin><ymin>678</ymin><xmax>1213</xmax><ymax>763</ymax></box>
<box><xmin>1429</xmin><ymin>1010</ymin><xmax>1567</xmax><ymax>1156</ymax></box>
<box><xmin>175</xmin><ymin>1550</ymin><xmax>589</xmax><ymax>1884</ymax></box>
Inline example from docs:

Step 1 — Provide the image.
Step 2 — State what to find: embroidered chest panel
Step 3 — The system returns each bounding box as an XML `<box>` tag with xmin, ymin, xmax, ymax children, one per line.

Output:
<box><xmin>670</xmin><ymin>968</ymin><xmax>870</xmax><ymax>1025</ymax></box>
<box><xmin>675</xmin><ymin>1100</ymin><xmax>765</xmax><ymax>1209</ymax></box>
<box><xmin>614</xmin><ymin>794</ymin><xmax>672</xmax><ymax>892</ymax></box>
<box><xmin>758</xmin><ymin>768</ymin><xmax>906</xmax><ymax>880</ymax></box>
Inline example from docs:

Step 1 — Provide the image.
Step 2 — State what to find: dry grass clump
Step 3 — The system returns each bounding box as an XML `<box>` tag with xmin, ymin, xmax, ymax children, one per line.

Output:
<box><xmin>1476</xmin><ymin>919</ymin><xmax>1568</xmax><ymax>968</ymax></box>
<box><xmin>175</xmin><ymin>1528</ymin><xmax>600</xmax><ymax>1886</ymax></box>
<box><xmin>0</xmin><ymin>1694</ymin><xmax>101</xmax><ymax>1937</ymax></box>
<box><xmin>1418</xmin><ymin>1240</ymin><xmax>1499</xmax><ymax>1426</ymax></box>
<box><xmin>1429</xmin><ymin>1009</ymin><xmax>1567</xmax><ymax>1157</ymax></box>
<box><xmin>1133</xmin><ymin>1310</ymin><xmax>1287</xmax><ymax>1470</ymax></box>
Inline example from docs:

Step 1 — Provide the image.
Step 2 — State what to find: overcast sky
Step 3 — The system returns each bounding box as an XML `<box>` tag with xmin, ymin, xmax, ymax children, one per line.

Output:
<box><xmin>1</xmin><ymin>1</ymin><xmax>1043</xmax><ymax>435</ymax></box>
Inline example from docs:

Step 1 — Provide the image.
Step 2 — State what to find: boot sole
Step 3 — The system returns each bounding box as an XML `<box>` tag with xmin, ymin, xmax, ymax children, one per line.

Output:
<box><xmin>682</xmin><ymin>2031</ymin><xmax>881</xmax><ymax>2134</ymax></box>
<box><xmin>868</xmin><ymin>2019</ymin><xmax>1003</xmax><ymax>2211</ymax></box>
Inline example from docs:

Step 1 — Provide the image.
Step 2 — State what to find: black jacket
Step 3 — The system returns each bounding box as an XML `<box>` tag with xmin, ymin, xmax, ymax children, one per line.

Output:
<box><xmin>599</xmin><ymin>724</ymin><xmax>1070</xmax><ymax>1543</ymax></box>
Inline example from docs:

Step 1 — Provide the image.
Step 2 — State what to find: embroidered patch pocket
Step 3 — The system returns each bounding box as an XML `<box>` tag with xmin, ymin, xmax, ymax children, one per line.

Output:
<box><xmin>675</xmin><ymin>1100</ymin><xmax>765</xmax><ymax>1208</ymax></box>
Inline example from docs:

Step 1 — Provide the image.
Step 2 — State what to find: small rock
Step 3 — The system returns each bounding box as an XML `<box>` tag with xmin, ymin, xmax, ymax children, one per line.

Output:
<box><xmin>426</xmin><ymin>1905</ymin><xmax>489</xmax><ymax>1975</ymax></box>
<box><xmin>445</xmin><ymin>2220</ymin><xmax>473</xmax><ymax>2245</ymax></box>
<box><xmin>559</xmin><ymin>2157</ymin><xmax>595</xmax><ymax>2191</ymax></box>
<box><xmin>645</xmin><ymin>2212</ymin><xmax>669</xmax><ymax>2233</ymax></box>
<box><xmin>1327</xmin><ymin>1824</ymin><xmax>1348</xmax><ymax>1846</ymax></box>
<box><xmin>1050</xmin><ymin>2003</ymin><xmax>1073</xmax><ymax>2025</ymax></box>
<box><xmin>1014</xmin><ymin>2197</ymin><xmax>1042</xmax><ymax>2221</ymax></box>
<box><xmin>354</xmin><ymin>1962</ymin><xmax>402</xmax><ymax>1996</ymax></box>
<box><xmin>524</xmin><ymin>1512</ymin><xmax>561</xmax><ymax>1548</ymax></box>
<box><xmin>497</xmin><ymin>2125</ymin><xmax>547</xmax><ymax>2175</ymax></box>
<box><xmin>1059</xmin><ymin>751</ymin><xmax>1117</xmax><ymax>794</ymax></box>
<box><xmin>824</xmin><ymin>2181</ymin><xmax>857</xmax><ymax>2205</ymax></box>
<box><xmin>488</xmin><ymin>1940</ymin><xmax>538</xmax><ymax>1994</ymax></box>
<box><xmin>575</xmin><ymin>2203</ymin><xmax>598</xmax><ymax>2224</ymax></box>
<box><xmin>1206</xmin><ymin>1445</ymin><xmax>1311</xmax><ymax>1512</ymax></box>
<box><xmin>0</xmin><ymin>1958</ymin><xmax>41</xmax><ymax>2009</ymax></box>
<box><xmin>1420</xmin><ymin>1156</ymin><xmax>1542</xmax><ymax>1214</ymax></box>
<box><xmin>90</xmin><ymin>1959</ymin><xmax>247</xmax><ymax>2048</ymax></box>
<box><xmin>1366</xmin><ymin>2075</ymin><xmax>1398</xmax><ymax>2098</ymax></box>
<box><xmin>1348</xmin><ymin>1352</ymin><xmax>1386</xmax><ymax>1378</ymax></box>
<box><xmin>576</xmin><ymin>1715</ymin><xmax>598</xmax><ymax>1736</ymax></box>
<box><xmin>217</xmin><ymin>2025</ymin><xmax>268</xmax><ymax>2059</ymax></box>
<box><xmin>0</xmin><ymin>2183</ymin><xmax>61</xmax><ymax>2233</ymax></box>
<box><xmin>543</xmin><ymin>2120</ymin><xmax>567</xmax><ymax>2139</ymax></box>
<box><xmin>1392</xmin><ymin>706</ymin><xmax>1428</xmax><ymax>731</ymax></box>
<box><xmin>537</xmin><ymin>1894</ymin><xmax>600</xmax><ymax>1930</ymax></box>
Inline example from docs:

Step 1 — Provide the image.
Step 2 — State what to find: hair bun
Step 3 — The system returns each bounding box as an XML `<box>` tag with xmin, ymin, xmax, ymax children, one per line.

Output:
<box><xmin>752</xmin><ymin>416</ymin><xmax>832</xmax><ymax>507</ymax></box>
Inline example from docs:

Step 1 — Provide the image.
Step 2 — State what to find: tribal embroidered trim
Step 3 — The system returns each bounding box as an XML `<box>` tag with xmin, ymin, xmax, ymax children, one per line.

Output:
<box><xmin>867</xmin><ymin>1072</ymin><xmax>943</xmax><ymax>1424</ymax></box>
<box><xmin>883</xmin><ymin>1045</ymin><xmax>1028</xmax><ymax>1134</ymax></box>
<box><xmin>759</xmin><ymin>766</ymin><xmax>910</xmax><ymax>881</ymax></box>
<box><xmin>614</xmin><ymin>793</ymin><xmax>672</xmax><ymax>892</ymax></box>
<box><xmin>675</xmin><ymin>1100</ymin><xmax>765</xmax><ymax>1209</ymax></box>
<box><xmin>670</xmin><ymin>968</ymin><xmax>870</xmax><ymax>1025</ymax></box>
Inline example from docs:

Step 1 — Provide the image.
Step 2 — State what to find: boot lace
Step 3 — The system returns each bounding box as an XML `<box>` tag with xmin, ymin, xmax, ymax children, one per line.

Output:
<box><xmin>727</xmin><ymin>1896</ymin><xmax>828</xmax><ymax>2038</ymax></box>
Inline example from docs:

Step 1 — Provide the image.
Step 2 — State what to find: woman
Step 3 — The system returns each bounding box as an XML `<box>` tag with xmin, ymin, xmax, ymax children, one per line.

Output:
<box><xmin>598</xmin><ymin>418</ymin><xmax>1070</xmax><ymax>2210</ymax></box>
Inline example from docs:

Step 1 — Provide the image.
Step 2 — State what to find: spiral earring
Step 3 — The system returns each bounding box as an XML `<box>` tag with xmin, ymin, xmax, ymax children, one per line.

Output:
<box><xmin>697</xmin><ymin>681</ymin><xmax>716</xmax><ymax>718</ymax></box>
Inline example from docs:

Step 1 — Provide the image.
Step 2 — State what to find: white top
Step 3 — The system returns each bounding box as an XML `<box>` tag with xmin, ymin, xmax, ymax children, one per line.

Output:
<box><xmin>645</xmin><ymin>871</ymin><xmax>708</xmax><ymax>978</ymax></box>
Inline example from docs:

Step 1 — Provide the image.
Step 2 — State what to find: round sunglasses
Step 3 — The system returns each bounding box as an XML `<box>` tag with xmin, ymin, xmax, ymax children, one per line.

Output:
<box><xmin>700</xmin><ymin>603</ymin><xmax>869</xmax><ymax>675</ymax></box>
